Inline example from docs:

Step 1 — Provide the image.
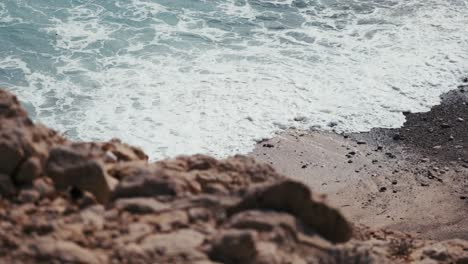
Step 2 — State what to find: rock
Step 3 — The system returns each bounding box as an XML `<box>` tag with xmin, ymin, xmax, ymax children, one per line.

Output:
<box><xmin>100</xmin><ymin>139</ymin><xmax>148</xmax><ymax>162</ymax></box>
<box><xmin>141</xmin><ymin>229</ymin><xmax>206</xmax><ymax>261</ymax></box>
<box><xmin>0</xmin><ymin>173</ymin><xmax>16</xmax><ymax>197</ymax></box>
<box><xmin>328</xmin><ymin>121</ymin><xmax>338</xmax><ymax>127</ymax></box>
<box><xmin>208</xmin><ymin>229</ymin><xmax>258</xmax><ymax>263</ymax></box>
<box><xmin>116</xmin><ymin>243</ymin><xmax>147</xmax><ymax>262</ymax></box>
<box><xmin>112</xmin><ymin>168</ymin><xmax>184</xmax><ymax>199</ymax></box>
<box><xmin>32</xmin><ymin>177</ymin><xmax>55</xmax><ymax>197</ymax></box>
<box><xmin>80</xmin><ymin>205</ymin><xmax>105</xmax><ymax>230</ymax></box>
<box><xmin>22</xmin><ymin>219</ymin><xmax>54</xmax><ymax>235</ymax></box>
<box><xmin>188</xmin><ymin>207</ymin><xmax>212</xmax><ymax>222</ymax></box>
<box><xmin>115</xmin><ymin>198</ymin><xmax>169</xmax><ymax>214</ymax></box>
<box><xmin>458</xmin><ymin>84</ymin><xmax>468</xmax><ymax>90</ymax></box>
<box><xmin>0</xmin><ymin>128</ymin><xmax>26</xmax><ymax>176</ymax></box>
<box><xmin>128</xmin><ymin>223</ymin><xmax>153</xmax><ymax>239</ymax></box>
<box><xmin>0</xmin><ymin>89</ymin><xmax>28</xmax><ymax>118</ymax></box>
<box><xmin>113</xmin><ymin>155</ymin><xmax>280</xmax><ymax>200</ymax></box>
<box><xmin>226</xmin><ymin>210</ymin><xmax>298</xmax><ymax>234</ymax></box>
<box><xmin>204</xmin><ymin>183</ymin><xmax>228</xmax><ymax>194</ymax></box>
<box><xmin>227</xmin><ymin>180</ymin><xmax>352</xmax><ymax>243</ymax></box>
<box><xmin>77</xmin><ymin>191</ymin><xmax>99</xmax><ymax>209</ymax></box>
<box><xmin>24</xmin><ymin>238</ymin><xmax>104</xmax><ymax>264</ymax></box>
<box><xmin>0</xmin><ymin>90</ymin><xmax>65</xmax><ymax>187</ymax></box>
<box><xmin>410</xmin><ymin>239</ymin><xmax>468</xmax><ymax>263</ymax></box>
<box><xmin>440</xmin><ymin>123</ymin><xmax>451</xmax><ymax>128</ymax></box>
<box><xmin>141</xmin><ymin>210</ymin><xmax>189</xmax><ymax>232</ymax></box>
<box><xmin>18</xmin><ymin>189</ymin><xmax>40</xmax><ymax>203</ymax></box>
<box><xmin>294</xmin><ymin>116</ymin><xmax>307</xmax><ymax>122</ymax></box>
<box><xmin>46</xmin><ymin>146</ymin><xmax>118</xmax><ymax>204</ymax></box>
<box><xmin>15</xmin><ymin>156</ymin><xmax>42</xmax><ymax>184</ymax></box>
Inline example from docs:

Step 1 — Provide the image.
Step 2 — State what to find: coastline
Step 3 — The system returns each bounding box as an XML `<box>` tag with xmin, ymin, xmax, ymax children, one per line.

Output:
<box><xmin>1</xmin><ymin>86</ymin><xmax>468</xmax><ymax>263</ymax></box>
<box><xmin>249</xmin><ymin>84</ymin><xmax>468</xmax><ymax>240</ymax></box>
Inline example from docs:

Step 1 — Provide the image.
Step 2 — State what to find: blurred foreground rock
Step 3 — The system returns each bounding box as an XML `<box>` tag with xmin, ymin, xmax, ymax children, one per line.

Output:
<box><xmin>1</xmin><ymin>88</ymin><xmax>467</xmax><ymax>263</ymax></box>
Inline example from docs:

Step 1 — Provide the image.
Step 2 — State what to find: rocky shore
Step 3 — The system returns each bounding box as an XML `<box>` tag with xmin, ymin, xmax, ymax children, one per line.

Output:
<box><xmin>1</xmin><ymin>88</ymin><xmax>468</xmax><ymax>263</ymax></box>
<box><xmin>251</xmin><ymin>83</ymin><xmax>468</xmax><ymax>240</ymax></box>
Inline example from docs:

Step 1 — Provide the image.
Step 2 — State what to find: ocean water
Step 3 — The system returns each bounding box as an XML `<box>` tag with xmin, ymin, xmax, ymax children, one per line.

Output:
<box><xmin>0</xmin><ymin>0</ymin><xmax>467</xmax><ymax>159</ymax></box>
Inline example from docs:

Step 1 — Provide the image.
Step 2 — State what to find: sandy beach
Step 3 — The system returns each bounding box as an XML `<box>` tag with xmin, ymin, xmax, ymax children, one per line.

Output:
<box><xmin>250</xmin><ymin>84</ymin><xmax>468</xmax><ymax>241</ymax></box>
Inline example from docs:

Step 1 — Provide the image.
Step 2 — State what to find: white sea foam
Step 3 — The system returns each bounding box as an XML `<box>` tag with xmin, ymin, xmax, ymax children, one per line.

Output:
<box><xmin>1</xmin><ymin>0</ymin><xmax>468</xmax><ymax>159</ymax></box>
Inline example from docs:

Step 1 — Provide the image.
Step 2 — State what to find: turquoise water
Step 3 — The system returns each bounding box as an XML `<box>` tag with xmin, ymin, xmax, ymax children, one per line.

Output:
<box><xmin>1</xmin><ymin>0</ymin><xmax>467</xmax><ymax>159</ymax></box>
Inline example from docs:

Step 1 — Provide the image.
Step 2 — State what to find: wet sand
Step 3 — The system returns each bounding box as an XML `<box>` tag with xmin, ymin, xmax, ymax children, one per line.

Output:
<box><xmin>249</xmin><ymin>84</ymin><xmax>468</xmax><ymax>241</ymax></box>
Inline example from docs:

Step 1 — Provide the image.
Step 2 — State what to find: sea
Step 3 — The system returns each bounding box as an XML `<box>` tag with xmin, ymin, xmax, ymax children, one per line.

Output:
<box><xmin>1</xmin><ymin>0</ymin><xmax>467</xmax><ymax>159</ymax></box>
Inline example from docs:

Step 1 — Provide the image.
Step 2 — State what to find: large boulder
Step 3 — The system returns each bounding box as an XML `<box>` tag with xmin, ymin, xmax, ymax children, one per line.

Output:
<box><xmin>227</xmin><ymin>180</ymin><xmax>353</xmax><ymax>243</ymax></box>
<box><xmin>46</xmin><ymin>145</ymin><xmax>118</xmax><ymax>204</ymax></box>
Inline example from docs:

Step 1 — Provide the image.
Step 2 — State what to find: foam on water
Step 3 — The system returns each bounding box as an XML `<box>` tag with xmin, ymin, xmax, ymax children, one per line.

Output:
<box><xmin>0</xmin><ymin>0</ymin><xmax>467</xmax><ymax>159</ymax></box>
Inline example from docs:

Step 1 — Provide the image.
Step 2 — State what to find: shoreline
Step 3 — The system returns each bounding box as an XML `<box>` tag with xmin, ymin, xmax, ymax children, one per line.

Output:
<box><xmin>1</xmin><ymin>86</ymin><xmax>468</xmax><ymax>263</ymax></box>
<box><xmin>249</xmin><ymin>84</ymin><xmax>468</xmax><ymax>240</ymax></box>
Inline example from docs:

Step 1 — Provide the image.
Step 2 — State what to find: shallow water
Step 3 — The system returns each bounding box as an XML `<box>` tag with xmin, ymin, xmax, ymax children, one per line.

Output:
<box><xmin>1</xmin><ymin>0</ymin><xmax>467</xmax><ymax>159</ymax></box>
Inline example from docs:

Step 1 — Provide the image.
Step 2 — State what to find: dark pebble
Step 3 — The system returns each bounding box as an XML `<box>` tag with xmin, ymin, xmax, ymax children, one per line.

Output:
<box><xmin>328</xmin><ymin>121</ymin><xmax>338</xmax><ymax>127</ymax></box>
<box><xmin>262</xmin><ymin>143</ymin><xmax>274</xmax><ymax>148</ymax></box>
<box><xmin>379</xmin><ymin>187</ymin><xmax>387</xmax><ymax>192</ymax></box>
<box><xmin>357</xmin><ymin>141</ymin><xmax>366</xmax><ymax>145</ymax></box>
